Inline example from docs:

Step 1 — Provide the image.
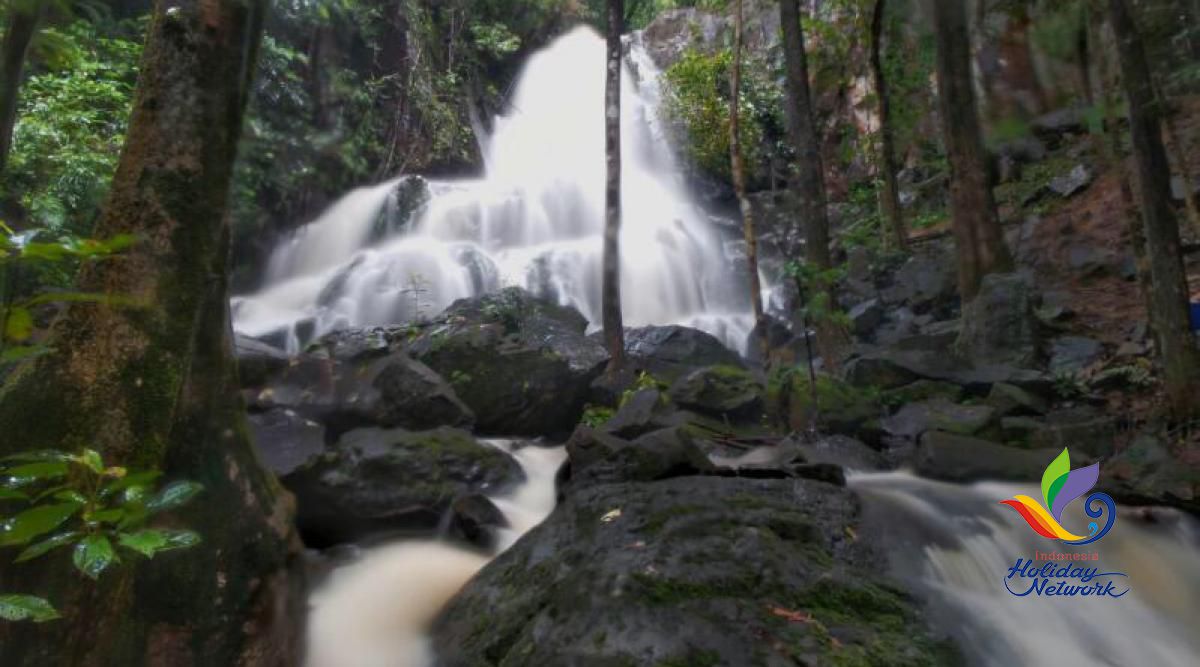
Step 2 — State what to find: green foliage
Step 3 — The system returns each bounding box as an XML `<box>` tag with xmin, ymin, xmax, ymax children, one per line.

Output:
<box><xmin>2</xmin><ymin>18</ymin><xmax>143</xmax><ymax>235</ymax></box>
<box><xmin>0</xmin><ymin>449</ymin><xmax>203</xmax><ymax>621</ymax></box>
<box><xmin>0</xmin><ymin>223</ymin><xmax>136</xmax><ymax>365</ymax></box>
<box><xmin>662</xmin><ymin>48</ymin><xmax>782</xmax><ymax>186</ymax></box>
<box><xmin>1051</xmin><ymin>371</ymin><xmax>1089</xmax><ymax>401</ymax></box>
<box><xmin>784</xmin><ymin>260</ymin><xmax>850</xmax><ymax>331</ymax></box>
<box><xmin>580</xmin><ymin>404</ymin><xmax>615</xmax><ymax>427</ymax></box>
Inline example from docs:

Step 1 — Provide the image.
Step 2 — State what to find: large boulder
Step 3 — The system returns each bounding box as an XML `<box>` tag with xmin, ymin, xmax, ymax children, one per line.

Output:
<box><xmin>882</xmin><ymin>399</ymin><xmax>997</xmax><ymax>441</ymax></box>
<box><xmin>1101</xmin><ymin>434</ymin><xmax>1198</xmax><ymax>514</ymax></box>
<box><xmin>247</xmin><ymin>408</ymin><xmax>326</xmax><ymax>477</ymax></box>
<box><xmin>879</xmin><ymin>247</ymin><xmax>958</xmax><ymax>313</ymax></box>
<box><xmin>281</xmin><ymin>426</ymin><xmax>523</xmax><ymax>546</ymax></box>
<box><xmin>914</xmin><ymin>431</ymin><xmax>1061</xmax><ymax>482</ymax></box>
<box><xmin>565</xmin><ymin>425</ymin><xmax>715</xmax><ymax>487</ymax></box>
<box><xmin>955</xmin><ymin>272</ymin><xmax>1040</xmax><ymax>368</ymax></box>
<box><xmin>248</xmin><ymin>350</ymin><xmax>474</xmax><ymax>437</ymax></box>
<box><xmin>234</xmin><ymin>333</ymin><xmax>292</xmax><ymax>387</ymax></box>
<box><xmin>624</xmin><ymin>325</ymin><xmax>745</xmax><ymax>383</ymax></box>
<box><xmin>667</xmin><ymin>365</ymin><xmax>764</xmax><ymax>422</ymax></box>
<box><xmin>409</xmin><ymin>288</ymin><xmax>609</xmax><ymax>435</ymax></box>
<box><xmin>432</xmin><ymin>476</ymin><xmax>956</xmax><ymax>666</ymax></box>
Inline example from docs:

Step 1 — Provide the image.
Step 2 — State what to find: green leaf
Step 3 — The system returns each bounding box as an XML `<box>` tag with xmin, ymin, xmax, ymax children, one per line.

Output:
<box><xmin>0</xmin><ymin>488</ymin><xmax>29</xmax><ymax>501</ymax></box>
<box><xmin>1041</xmin><ymin>448</ymin><xmax>1071</xmax><ymax>509</ymax></box>
<box><xmin>52</xmin><ymin>490</ymin><xmax>87</xmax><ymax>505</ymax></box>
<box><xmin>101</xmin><ymin>470</ymin><xmax>161</xmax><ymax>498</ymax></box>
<box><xmin>116</xmin><ymin>529</ymin><xmax>169</xmax><ymax>557</ymax></box>
<box><xmin>2</xmin><ymin>450</ymin><xmax>72</xmax><ymax>464</ymax></box>
<box><xmin>146</xmin><ymin>481</ymin><xmax>203</xmax><ymax>513</ymax></box>
<box><xmin>3</xmin><ymin>307</ymin><xmax>34</xmax><ymax>342</ymax></box>
<box><xmin>3</xmin><ymin>461</ymin><xmax>69</xmax><ymax>486</ymax></box>
<box><xmin>75</xmin><ymin>449</ymin><xmax>104</xmax><ymax>474</ymax></box>
<box><xmin>15</xmin><ymin>531</ymin><xmax>79</xmax><ymax>563</ymax></box>
<box><xmin>72</xmin><ymin>534</ymin><xmax>116</xmax><ymax>579</ymax></box>
<box><xmin>0</xmin><ymin>502</ymin><xmax>81</xmax><ymax>546</ymax></box>
<box><xmin>0</xmin><ymin>595</ymin><xmax>59</xmax><ymax>622</ymax></box>
<box><xmin>160</xmin><ymin>529</ymin><xmax>200</xmax><ymax>551</ymax></box>
<box><xmin>88</xmin><ymin>508</ymin><xmax>124</xmax><ymax>524</ymax></box>
<box><xmin>0</xmin><ymin>344</ymin><xmax>51</xmax><ymax>365</ymax></box>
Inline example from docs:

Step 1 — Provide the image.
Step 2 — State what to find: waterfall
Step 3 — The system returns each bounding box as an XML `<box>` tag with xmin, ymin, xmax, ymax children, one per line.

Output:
<box><xmin>232</xmin><ymin>26</ymin><xmax>758</xmax><ymax>354</ymax></box>
<box><xmin>851</xmin><ymin>472</ymin><xmax>1200</xmax><ymax>667</ymax></box>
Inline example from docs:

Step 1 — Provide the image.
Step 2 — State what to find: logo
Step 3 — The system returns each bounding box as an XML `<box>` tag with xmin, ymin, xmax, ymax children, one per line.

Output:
<box><xmin>999</xmin><ymin>448</ymin><xmax>1116</xmax><ymax>546</ymax></box>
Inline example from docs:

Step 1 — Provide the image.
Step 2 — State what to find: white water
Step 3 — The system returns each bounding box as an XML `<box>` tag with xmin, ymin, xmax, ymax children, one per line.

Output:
<box><xmin>851</xmin><ymin>471</ymin><xmax>1200</xmax><ymax>667</ymax></box>
<box><xmin>232</xmin><ymin>26</ymin><xmax>758</xmax><ymax>354</ymax></box>
<box><xmin>305</xmin><ymin>442</ymin><xmax>566</xmax><ymax>667</ymax></box>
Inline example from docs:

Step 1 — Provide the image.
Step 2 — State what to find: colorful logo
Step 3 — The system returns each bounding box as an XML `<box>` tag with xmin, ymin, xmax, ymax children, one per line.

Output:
<box><xmin>999</xmin><ymin>448</ymin><xmax>1116</xmax><ymax>545</ymax></box>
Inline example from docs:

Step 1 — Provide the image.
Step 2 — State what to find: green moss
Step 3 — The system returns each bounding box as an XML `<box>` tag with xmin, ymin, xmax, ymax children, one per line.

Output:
<box><xmin>630</xmin><ymin>572</ymin><xmax>758</xmax><ymax>606</ymax></box>
<box><xmin>769</xmin><ymin>368</ymin><xmax>882</xmax><ymax>433</ymax></box>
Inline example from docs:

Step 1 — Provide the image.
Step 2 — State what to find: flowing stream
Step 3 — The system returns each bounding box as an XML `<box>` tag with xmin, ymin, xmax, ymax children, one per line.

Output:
<box><xmin>851</xmin><ymin>472</ymin><xmax>1200</xmax><ymax>667</ymax></box>
<box><xmin>232</xmin><ymin>26</ymin><xmax>757</xmax><ymax>354</ymax></box>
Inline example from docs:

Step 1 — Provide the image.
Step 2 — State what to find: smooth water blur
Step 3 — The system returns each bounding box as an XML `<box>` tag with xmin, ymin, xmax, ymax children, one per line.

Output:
<box><xmin>851</xmin><ymin>471</ymin><xmax>1200</xmax><ymax>667</ymax></box>
<box><xmin>305</xmin><ymin>443</ymin><xmax>566</xmax><ymax>667</ymax></box>
<box><xmin>232</xmin><ymin>26</ymin><xmax>758</xmax><ymax>354</ymax></box>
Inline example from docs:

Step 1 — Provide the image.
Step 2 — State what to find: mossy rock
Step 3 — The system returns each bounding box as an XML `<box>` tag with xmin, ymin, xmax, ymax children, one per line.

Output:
<box><xmin>881</xmin><ymin>380</ymin><xmax>964</xmax><ymax>408</ymax></box>
<box><xmin>432</xmin><ymin>476</ymin><xmax>957</xmax><ymax>665</ymax></box>
<box><xmin>667</xmin><ymin>364</ymin><xmax>764</xmax><ymax>422</ymax></box>
<box><xmin>769</xmin><ymin>370</ymin><xmax>884</xmax><ymax>442</ymax></box>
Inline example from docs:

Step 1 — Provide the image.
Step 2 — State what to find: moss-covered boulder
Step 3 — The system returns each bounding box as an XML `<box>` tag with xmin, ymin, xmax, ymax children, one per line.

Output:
<box><xmin>281</xmin><ymin>426</ymin><xmax>522</xmax><ymax>546</ymax></box>
<box><xmin>914</xmin><ymin>431</ymin><xmax>1060</xmax><ymax>482</ymax></box>
<box><xmin>409</xmin><ymin>288</ymin><xmax>609</xmax><ymax>436</ymax></box>
<box><xmin>668</xmin><ymin>364</ymin><xmax>764</xmax><ymax>422</ymax></box>
<box><xmin>623</xmin><ymin>324</ymin><xmax>747</xmax><ymax>383</ymax></box>
<box><xmin>432</xmin><ymin>476</ymin><xmax>957</xmax><ymax>665</ymax></box>
<box><xmin>882</xmin><ymin>399</ymin><xmax>998</xmax><ymax>440</ymax></box>
<box><xmin>770</xmin><ymin>370</ymin><xmax>884</xmax><ymax>443</ymax></box>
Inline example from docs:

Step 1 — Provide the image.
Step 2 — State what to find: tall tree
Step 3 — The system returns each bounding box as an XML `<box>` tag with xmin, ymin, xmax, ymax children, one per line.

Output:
<box><xmin>0</xmin><ymin>0</ymin><xmax>44</xmax><ymax>174</ymax></box>
<box><xmin>868</xmin><ymin>0</ymin><xmax>906</xmax><ymax>250</ymax></box>
<box><xmin>930</xmin><ymin>0</ymin><xmax>1013</xmax><ymax>299</ymax></box>
<box><xmin>602</xmin><ymin>0</ymin><xmax>625</xmax><ymax>372</ymax></box>
<box><xmin>1108</xmin><ymin>0</ymin><xmax>1200</xmax><ymax>416</ymax></box>
<box><xmin>0</xmin><ymin>1</ymin><xmax>302</xmax><ymax>663</ymax></box>
<box><xmin>729</xmin><ymin>0</ymin><xmax>766</xmax><ymax>358</ymax></box>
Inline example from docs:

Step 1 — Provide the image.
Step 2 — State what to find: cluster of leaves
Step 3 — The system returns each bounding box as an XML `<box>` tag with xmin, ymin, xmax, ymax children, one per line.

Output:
<box><xmin>2</xmin><ymin>18</ymin><xmax>144</xmax><ymax>236</ymax></box>
<box><xmin>0</xmin><ymin>223</ymin><xmax>135</xmax><ymax>366</ymax></box>
<box><xmin>784</xmin><ymin>260</ymin><xmax>850</xmax><ymax>331</ymax></box>
<box><xmin>0</xmin><ymin>449</ymin><xmax>203</xmax><ymax>622</ymax></box>
<box><xmin>661</xmin><ymin>48</ymin><xmax>784</xmax><ymax>187</ymax></box>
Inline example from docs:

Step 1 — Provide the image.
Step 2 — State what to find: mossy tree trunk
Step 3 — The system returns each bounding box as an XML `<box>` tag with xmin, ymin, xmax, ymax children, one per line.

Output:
<box><xmin>729</xmin><ymin>0</ymin><xmax>767</xmax><ymax>360</ymax></box>
<box><xmin>931</xmin><ymin>0</ymin><xmax>1013</xmax><ymax>300</ymax></box>
<box><xmin>0</xmin><ymin>0</ymin><xmax>44</xmax><ymax>175</ymax></box>
<box><xmin>0</xmin><ymin>1</ymin><xmax>303</xmax><ymax>664</ymax></box>
<box><xmin>1108</xmin><ymin>0</ymin><xmax>1200</xmax><ymax>417</ymax></box>
<box><xmin>603</xmin><ymin>0</ymin><xmax>626</xmax><ymax>373</ymax></box>
<box><xmin>869</xmin><ymin>0</ymin><xmax>906</xmax><ymax>251</ymax></box>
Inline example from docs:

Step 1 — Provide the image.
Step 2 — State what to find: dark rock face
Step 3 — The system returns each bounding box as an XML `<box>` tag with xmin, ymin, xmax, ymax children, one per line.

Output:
<box><xmin>956</xmin><ymin>272</ymin><xmax>1040</xmax><ymax>368</ymax></box>
<box><xmin>409</xmin><ymin>288</ymin><xmax>609</xmax><ymax>436</ymax></box>
<box><xmin>603</xmin><ymin>388</ymin><xmax>666</xmax><ymax>439</ymax></box>
<box><xmin>432</xmin><ymin>476</ymin><xmax>955</xmax><ymax>666</ymax></box>
<box><xmin>880</xmin><ymin>248</ymin><xmax>958</xmax><ymax>313</ymax></box>
<box><xmin>370</xmin><ymin>356</ymin><xmax>476</xmax><ymax>429</ymax></box>
<box><xmin>624</xmin><ymin>325</ymin><xmax>745</xmax><ymax>383</ymax></box>
<box><xmin>247</xmin><ymin>408</ymin><xmax>326</xmax><ymax>476</ymax></box>
<box><xmin>1048</xmin><ymin>336</ymin><xmax>1103</xmax><ymax>374</ymax></box>
<box><xmin>915</xmin><ymin>431</ymin><xmax>1060</xmax><ymax>482</ymax></box>
<box><xmin>565</xmin><ymin>425</ymin><xmax>715</xmax><ymax>487</ymax></box>
<box><xmin>281</xmin><ymin>426</ymin><xmax>523</xmax><ymax>547</ymax></box>
<box><xmin>882</xmin><ymin>399</ymin><xmax>997</xmax><ymax>441</ymax></box>
<box><xmin>234</xmin><ymin>333</ymin><xmax>291</xmax><ymax>387</ymax></box>
<box><xmin>447</xmin><ymin>493</ymin><xmax>509</xmax><ymax>550</ymax></box>
<box><xmin>1102</xmin><ymin>435</ymin><xmax>1198</xmax><ymax>513</ymax></box>
<box><xmin>667</xmin><ymin>365</ymin><xmax>764</xmax><ymax>421</ymax></box>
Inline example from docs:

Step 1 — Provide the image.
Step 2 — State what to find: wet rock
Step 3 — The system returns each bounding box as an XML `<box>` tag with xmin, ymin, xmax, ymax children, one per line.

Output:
<box><xmin>370</xmin><ymin>356</ymin><xmax>475</xmax><ymax>430</ymax></box>
<box><xmin>447</xmin><ymin>493</ymin><xmax>509</xmax><ymax>550</ymax></box>
<box><xmin>791</xmin><ymin>434</ymin><xmax>885</xmax><ymax>472</ymax></box>
<box><xmin>848</xmin><ymin>298</ymin><xmax>884</xmax><ymax>337</ymax></box>
<box><xmin>1048</xmin><ymin>164</ymin><xmax>1093</xmax><ymax>197</ymax></box>
<box><xmin>1028</xmin><ymin>407</ymin><xmax>1116</xmax><ymax>458</ymax></box>
<box><xmin>624</xmin><ymin>325</ymin><xmax>745</xmax><ymax>383</ymax></box>
<box><xmin>956</xmin><ymin>273</ymin><xmax>1039</xmax><ymax>368</ymax></box>
<box><xmin>915</xmin><ymin>432</ymin><xmax>1060</xmax><ymax>482</ymax></box>
<box><xmin>667</xmin><ymin>365</ymin><xmax>764</xmax><ymax>422</ymax></box>
<box><xmin>985</xmin><ymin>382</ymin><xmax>1049</xmax><ymax>417</ymax></box>
<box><xmin>844</xmin><ymin>354</ymin><xmax>918</xmax><ymax>390</ymax></box>
<box><xmin>882</xmin><ymin>399</ymin><xmax>997</xmax><ymax>440</ymax></box>
<box><xmin>1048</xmin><ymin>336</ymin><xmax>1103</xmax><ymax>374</ymax></box>
<box><xmin>282</xmin><ymin>426</ymin><xmax>523</xmax><ymax>547</ymax></box>
<box><xmin>235</xmin><ymin>334</ymin><xmax>292</xmax><ymax>388</ymax></box>
<box><xmin>410</xmin><ymin>288</ymin><xmax>609</xmax><ymax>435</ymax></box>
<box><xmin>432</xmin><ymin>476</ymin><xmax>955</xmax><ymax>666</ymax></box>
<box><xmin>373</xmin><ymin>175</ymin><xmax>431</xmax><ymax>240</ymax></box>
<box><xmin>565</xmin><ymin>425</ymin><xmax>714</xmax><ymax>487</ymax></box>
<box><xmin>880</xmin><ymin>248</ymin><xmax>957</xmax><ymax>312</ymax></box>
<box><xmin>604</xmin><ymin>388</ymin><xmax>665</xmax><ymax>439</ymax></box>
<box><xmin>881</xmin><ymin>380</ymin><xmax>964</xmax><ymax>406</ymax></box>
<box><xmin>247</xmin><ymin>408</ymin><xmax>326</xmax><ymax>476</ymax></box>
<box><xmin>1102</xmin><ymin>435</ymin><xmax>1198</xmax><ymax>513</ymax></box>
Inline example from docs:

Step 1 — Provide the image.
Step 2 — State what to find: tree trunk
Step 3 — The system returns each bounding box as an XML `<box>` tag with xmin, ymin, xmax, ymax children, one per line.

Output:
<box><xmin>0</xmin><ymin>1</ymin><xmax>303</xmax><ymax>664</ymax></box>
<box><xmin>1108</xmin><ymin>0</ymin><xmax>1200</xmax><ymax>416</ymax></box>
<box><xmin>602</xmin><ymin>0</ymin><xmax>626</xmax><ymax>372</ymax></box>
<box><xmin>729</xmin><ymin>0</ymin><xmax>766</xmax><ymax>359</ymax></box>
<box><xmin>868</xmin><ymin>0</ymin><xmax>906</xmax><ymax>251</ymax></box>
<box><xmin>931</xmin><ymin>0</ymin><xmax>1013</xmax><ymax>300</ymax></box>
<box><xmin>0</xmin><ymin>1</ymin><xmax>43</xmax><ymax>175</ymax></box>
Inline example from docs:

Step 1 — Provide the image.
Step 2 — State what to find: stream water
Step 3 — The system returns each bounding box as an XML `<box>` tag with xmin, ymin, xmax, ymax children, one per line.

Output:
<box><xmin>237</xmin><ymin>24</ymin><xmax>1200</xmax><ymax>667</ymax></box>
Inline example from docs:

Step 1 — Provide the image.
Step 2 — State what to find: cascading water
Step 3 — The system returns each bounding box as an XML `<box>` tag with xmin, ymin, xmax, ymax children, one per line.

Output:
<box><xmin>851</xmin><ymin>472</ymin><xmax>1200</xmax><ymax>667</ymax></box>
<box><xmin>232</xmin><ymin>26</ymin><xmax>757</xmax><ymax>354</ymax></box>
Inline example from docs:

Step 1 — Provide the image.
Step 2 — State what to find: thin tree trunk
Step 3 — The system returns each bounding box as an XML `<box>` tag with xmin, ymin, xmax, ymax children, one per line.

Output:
<box><xmin>869</xmin><ymin>0</ymin><xmax>906</xmax><ymax>250</ymax></box>
<box><xmin>1108</xmin><ymin>0</ymin><xmax>1200</xmax><ymax>416</ymax></box>
<box><xmin>931</xmin><ymin>0</ymin><xmax>1014</xmax><ymax>300</ymax></box>
<box><xmin>729</xmin><ymin>0</ymin><xmax>766</xmax><ymax>360</ymax></box>
<box><xmin>1159</xmin><ymin>102</ymin><xmax>1200</xmax><ymax>238</ymax></box>
<box><xmin>0</xmin><ymin>1</ymin><xmax>43</xmax><ymax>174</ymax></box>
<box><xmin>603</xmin><ymin>0</ymin><xmax>625</xmax><ymax>372</ymax></box>
<box><xmin>0</xmin><ymin>1</ymin><xmax>303</xmax><ymax>663</ymax></box>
